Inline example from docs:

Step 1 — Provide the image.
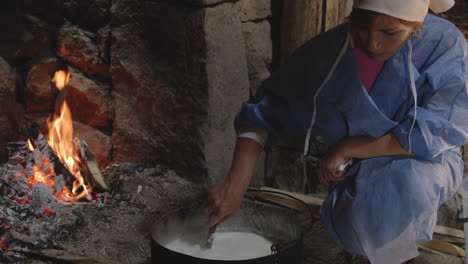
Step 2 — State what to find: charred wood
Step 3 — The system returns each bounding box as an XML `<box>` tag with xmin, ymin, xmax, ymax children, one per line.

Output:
<box><xmin>29</xmin><ymin>125</ymin><xmax>109</xmax><ymax>193</ymax></box>
<box><xmin>29</xmin><ymin>127</ymin><xmax>75</xmax><ymax>192</ymax></box>
<box><xmin>54</xmin><ymin>175</ymin><xmax>66</xmax><ymax>194</ymax></box>
<box><xmin>6</xmin><ymin>142</ymin><xmax>29</xmax><ymax>165</ymax></box>
<box><xmin>32</xmin><ymin>183</ymin><xmax>58</xmax><ymax>216</ymax></box>
<box><xmin>74</xmin><ymin>138</ymin><xmax>109</xmax><ymax>191</ymax></box>
<box><xmin>30</xmin><ymin>248</ymin><xmax>121</xmax><ymax>264</ymax></box>
<box><xmin>0</xmin><ymin>249</ymin><xmax>11</xmax><ymax>263</ymax></box>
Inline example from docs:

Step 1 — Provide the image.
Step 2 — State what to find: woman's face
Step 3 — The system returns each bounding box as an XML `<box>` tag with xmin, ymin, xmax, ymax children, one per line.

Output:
<box><xmin>351</xmin><ymin>13</ymin><xmax>418</xmax><ymax>61</ymax></box>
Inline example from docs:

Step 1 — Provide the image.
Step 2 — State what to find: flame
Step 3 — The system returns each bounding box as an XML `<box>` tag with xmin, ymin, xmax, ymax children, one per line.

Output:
<box><xmin>51</xmin><ymin>70</ymin><xmax>70</xmax><ymax>91</ymax></box>
<box><xmin>47</xmin><ymin>70</ymin><xmax>91</xmax><ymax>202</ymax></box>
<box><xmin>20</xmin><ymin>70</ymin><xmax>94</xmax><ymax>203</ymax></box>
<box><xmin>27</xmin><ymin>139</ymin><xmax>35</xmax><ymax>151</ymax></box>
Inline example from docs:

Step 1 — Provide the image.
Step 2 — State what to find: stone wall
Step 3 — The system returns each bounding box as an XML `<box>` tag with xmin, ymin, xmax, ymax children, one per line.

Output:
<box><xmin>0</xmin><ymin>0</ymin><xmax>273</xmax><ymax>186</ymax></box>
<box><xmin>0</xmin><ymin>0</ymin><xmax>355</xmax><ymax>186</ymax></box>
<box><xmin>202</xmin><ymin>0</ymin><xmax>273</xmax><ymax>184</ymax></box>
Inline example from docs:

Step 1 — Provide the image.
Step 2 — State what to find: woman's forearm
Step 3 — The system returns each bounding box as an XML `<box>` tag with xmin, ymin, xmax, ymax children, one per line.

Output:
<box><xmin>204</xmin><ymin>137</ymin><xmax>263</xmax><ymax>227</ymax></box>
<box><xmin>225</xmin><ymin>137</ymin><xmax>263</xmax><ymax>191</ymax></box>
<box><xmin>341</xmin><ymin>133</ymin><xmax>413</xmax><ymax>160</ymax></box>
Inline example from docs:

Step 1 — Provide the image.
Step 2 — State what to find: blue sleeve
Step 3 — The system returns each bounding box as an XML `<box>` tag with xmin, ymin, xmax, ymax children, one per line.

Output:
<box><xmin>234</xmin><ymin>78</ymin><xmax>297</xmax><ymax>146</ymax></box>
<box><xmin>392</xmin><ymin>27</ymin><xmax>468</xmax><ymax>161</ymax></box>
<box><xmin>233</xmin><ymin>24</ymin><xmax>350</xmax><ymax>148</ymax></box>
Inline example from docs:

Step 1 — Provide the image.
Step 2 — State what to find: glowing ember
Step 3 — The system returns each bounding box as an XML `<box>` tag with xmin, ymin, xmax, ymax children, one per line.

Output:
<box><xmin>43</xmin><ymin>207</ymin><xmax>55</xmax><ymax>216</ymax></box>
<box><xmin>29</xmin><ymin>157</ymin><xmax>55</xmax><ymax>187</ymax></box>
<box><xmin>56</xmin><ymin>186</ymin><xmax>72</xmax><ymax>200</ymax></box>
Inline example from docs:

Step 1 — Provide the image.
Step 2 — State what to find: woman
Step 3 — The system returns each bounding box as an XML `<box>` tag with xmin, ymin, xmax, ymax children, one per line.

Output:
<box><xmin>204</xmin><ymin>0</ymin><xmax>467</xmax><ymax>263</ymax></box>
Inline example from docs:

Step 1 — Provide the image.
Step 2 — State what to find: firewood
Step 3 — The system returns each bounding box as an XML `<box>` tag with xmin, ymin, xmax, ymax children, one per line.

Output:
<box><xmin>29</xmin><ymin>125</ymin><xmax>109</xmax><ymax>193</ymax></box>
<box><xmin>74</xmin><ymin>138</ymin><xmax>109</xmax><ymax>191</ymax></box>
<box><xmin>433</xmin><ymin>225</ymin><xmax>464</xmax><ymax>239</ymax></box>
<box><xmin>29</xmin><ymin>126</ymin><xmax>75</xmax><ymax>191</ymax></box>
<box><xmin>419</xmin><ymin>239</ymin><xmax>465</xmax><ymax>257</ymax></box>
<box><xmin>247</xmin><ymin>186</ymin><xmax>324</xmax><ymax>208</ymax></box>
<box><xmin>30</xmin><ymin>249</ymin><xmax>121</xmax><ymax>264</ymax></box>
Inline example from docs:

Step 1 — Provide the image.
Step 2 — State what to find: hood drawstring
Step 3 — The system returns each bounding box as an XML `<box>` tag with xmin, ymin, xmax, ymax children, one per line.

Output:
<box><xmin>303</xmin><ymin>36</ymin><xmax>350</xmax><ymax>157</ymax></box>
<box><xmin>301</xmin><ymin>35</ymin><xmax>350</xmax><ymax>192</ymax></box>
<box><xmin>407</xmin><ymin>38</ymin><xmax>418</xmax><ymax>153</ymax></box>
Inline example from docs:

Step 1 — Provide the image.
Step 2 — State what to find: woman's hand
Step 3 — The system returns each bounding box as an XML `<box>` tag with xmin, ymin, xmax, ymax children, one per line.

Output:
<box><xmin>203</xmin><ymin>177</ymin><xmax>245</xmax><ymax>227</ymax></box>
<box><xmin>318</xmin><ymin>134</ymin><xmax>413</xmax><ymax>185</ymax></box>
<box><xmin>203</xmin><ymin>137</ymin><xmax>263</xmax><ymax>227</ymax></box>
<box><xmin>318</xmin><ymin>141</ymin><xmax>351</xmax><ymax>186</ymax></box>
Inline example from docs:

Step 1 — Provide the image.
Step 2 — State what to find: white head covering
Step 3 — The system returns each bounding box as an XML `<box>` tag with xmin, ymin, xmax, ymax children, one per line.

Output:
<box><xmin>354</xmin><ymin>0</ymin><xmax>455</xmax><ymax>22</ymax></box>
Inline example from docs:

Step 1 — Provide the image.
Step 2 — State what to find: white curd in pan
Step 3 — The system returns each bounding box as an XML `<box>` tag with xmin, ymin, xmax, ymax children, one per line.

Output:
<box><xmin>163</xmin><ymin>231</ymin><xmax>274</xmax><ymax>260</ymax></box>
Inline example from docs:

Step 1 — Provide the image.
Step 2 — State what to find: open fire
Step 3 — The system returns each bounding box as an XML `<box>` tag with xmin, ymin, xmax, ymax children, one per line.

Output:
<box><xmin>0</xmin><ymin>63</ymin><xmax>202</xmax><ymax>263</ymax></box>
<box><xmin>0</xmin><ymin>69</ymin><xmax>113</xmax><ymax>262</ymax></box>
<box><xmin>19</xmin><ymin>70</ymin><xmax>98</xmax><ymax>203</ymax></box>
<box><xmin>47</xmin><ymin>70</ymin><xmax>91</xmax><ymax>201</ymax></box>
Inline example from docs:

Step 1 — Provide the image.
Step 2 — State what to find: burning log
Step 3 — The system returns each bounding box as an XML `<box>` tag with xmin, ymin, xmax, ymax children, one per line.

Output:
<box><xmin>74</xmin><ymin>138</ymin><xmax>109</xmax><ymax>191</ymax></box>
<box><xmin>29</xmin><ymin>126</ymin><xmax>75</xmax><ymax>193</ymax></box>
<box><xmin>29</xmin><ymin>124</ymin><xmax>109</xmax><ymax>196</ymax></box>
<box><xmin>54</xmin><ymin>174</ymin><xmax>65</xmax><ymax>194</ymax></box>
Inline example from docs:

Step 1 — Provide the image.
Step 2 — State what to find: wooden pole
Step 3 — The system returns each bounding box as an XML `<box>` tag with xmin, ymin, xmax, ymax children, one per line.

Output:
<box><xmin>323</xmin><ymin>0</ymin><xmax>352</xmax><ymax>31</ymax></box>
<box><xmin>279</xmin><ymin>0</ymin><xmax>323</xmax><ymax>65</ymax></box>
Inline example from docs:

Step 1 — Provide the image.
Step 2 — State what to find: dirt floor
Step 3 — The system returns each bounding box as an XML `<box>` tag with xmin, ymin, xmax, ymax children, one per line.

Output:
<box><xmin>301</xmin><ymin>217</ymin><xmax>465</xmax><ymax>264</ymax></box>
